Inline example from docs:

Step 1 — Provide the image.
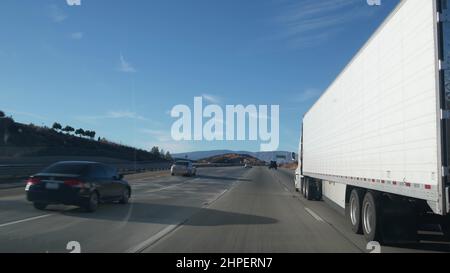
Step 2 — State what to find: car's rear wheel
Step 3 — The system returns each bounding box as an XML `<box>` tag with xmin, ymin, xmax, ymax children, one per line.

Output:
<box><xmin>119</xmin><ymin>187</ymin><xmax>130</xmax><ymax>204</ymax></box>
<box><xmin>33</xmin><ymin>202</ymin><xmax>47</xmax><ymax>210</ymax></box>
<box><xmin>84</xmin><ymin>192</ymin><xmax>99</xmax><ymax>212</ymax></box>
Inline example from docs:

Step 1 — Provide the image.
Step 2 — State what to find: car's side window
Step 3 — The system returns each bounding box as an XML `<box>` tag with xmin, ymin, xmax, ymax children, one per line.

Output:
<box><xmin>89</xmin><ymin>165</ymin><xmax>107</xmax><ymax>179</ymax></box>
<box><xmin>107</xmin><ymin>166</ymin><xmax>118</xmax><ymax>179</ymax></box>
<box><xmin>87</xmin><ymin>165</ymin><xmax>97</xmax><ymax>179</ymax></box>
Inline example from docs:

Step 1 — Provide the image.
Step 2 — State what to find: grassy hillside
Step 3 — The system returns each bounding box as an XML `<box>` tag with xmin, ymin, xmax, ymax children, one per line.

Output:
<box><xmin>0</xmin><ymin>117</ymin><xmax>167</xmax><ymax>162</ymax></box>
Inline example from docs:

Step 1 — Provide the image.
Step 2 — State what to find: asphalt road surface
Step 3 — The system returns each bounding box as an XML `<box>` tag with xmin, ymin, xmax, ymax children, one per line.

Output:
<box><xmin>0</xmin><ymin>167</ymin><xmax>449</xmax><ymax>253</ymax></box>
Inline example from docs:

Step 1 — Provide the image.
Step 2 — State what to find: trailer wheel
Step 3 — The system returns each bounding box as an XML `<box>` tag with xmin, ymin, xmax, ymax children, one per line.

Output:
<box><xmin>347</xmin><ymin>189</ymin><xmax>364</xmax><ymax>234</ymax></box>
<box><xmin>362</xmin><ymin>191</ymin><xmax>383</xmax><ymax>242</ymax></box>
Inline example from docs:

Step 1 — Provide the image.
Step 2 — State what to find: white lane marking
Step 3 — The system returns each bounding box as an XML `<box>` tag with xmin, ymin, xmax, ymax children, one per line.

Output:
<box><xmin>128</xmin><ymin>169</ymin><xmax>242</xmax><ymax>252</ymax></box>
<box><xmin>304</xmin><ymin>207</ymin><xmax>324</xmax><ymax>222</ymax></box>
<box><xmin>126</xmin><ymin>222</ymin><xmax>184</xmax><ymax>253</ymax></box>
<box><xmin>144</xmin><ymin>179</ymin><xmax>199</xmax><ymax>193</ymax></box>
<box><xmin>203</xmin><ymin>189</ymin><xmax>229</xmax><ymax>207</ymax></box>
<box><xmin>0</xmin><ymin>214</ymin><xmax>52</xmax><ymax>228</ymax></box>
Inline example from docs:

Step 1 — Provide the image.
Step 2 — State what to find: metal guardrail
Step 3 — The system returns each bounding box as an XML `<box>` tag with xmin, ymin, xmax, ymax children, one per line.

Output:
<box><xmin>0</xmin><ymin>165</ymin><xmax>44</xmax><ymax>180</ymax></box>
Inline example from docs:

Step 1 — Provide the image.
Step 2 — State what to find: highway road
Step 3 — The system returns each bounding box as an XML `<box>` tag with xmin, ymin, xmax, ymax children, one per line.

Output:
<box><xmin>0</xmin><ymin>166</ymin><xmax>449</xmax><ymax>253</ymax></box>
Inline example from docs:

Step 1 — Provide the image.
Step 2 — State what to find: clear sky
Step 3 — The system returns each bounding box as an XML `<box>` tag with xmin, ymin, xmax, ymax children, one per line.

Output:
<box><xmin>0</xmin><ymin>0</ymin><xmax>399</xmax><ymax>154</ymax></box>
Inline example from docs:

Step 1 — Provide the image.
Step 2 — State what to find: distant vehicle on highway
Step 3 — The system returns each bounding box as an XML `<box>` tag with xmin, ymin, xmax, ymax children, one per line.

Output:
<box><xmin>171</xmin><ymin>161</ymin><xmax>197</xmax><ymax>176</ymax></box>
<box><xmin>268</xmin><ymin>161</ymin><xmax>277</xmax><ymax>170</ymax></box>
<box><xmin>244</xmin><ymin>163</ymin><xmax>252</xmax><ymax>169</ymax></box>
<box><xmin>25</xmin><ymin>161</ymin><xmax>131</xmax><ymax>212</ymax></box>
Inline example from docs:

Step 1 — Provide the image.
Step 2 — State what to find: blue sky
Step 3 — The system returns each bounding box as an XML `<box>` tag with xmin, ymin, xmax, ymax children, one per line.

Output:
<box><xmin>0</xmin><ymin>0</ymin><xmax>399</xmax><ymax>154</ymax></box>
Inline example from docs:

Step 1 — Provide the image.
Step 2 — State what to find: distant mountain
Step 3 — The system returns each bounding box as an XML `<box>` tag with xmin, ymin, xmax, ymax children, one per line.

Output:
<box><xmin>197</xmin><ymin>153</ymin><xmax>265</xmax><ymax>165</ymax></box>
<box><xmin>173</xmin><ymin>150</ymin><xmax>297</xmax><ymax>163</ymax></box>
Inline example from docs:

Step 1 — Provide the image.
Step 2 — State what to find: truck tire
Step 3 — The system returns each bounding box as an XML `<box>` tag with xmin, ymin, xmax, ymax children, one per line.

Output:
<box><xmin>361</xmin><ymin>191</ymin><xmax>383</xmax><ymax>242</ymax></box>
<box><xmin>305</xmin><ymin>179</ymin><xmax>315</xmax><ymax>201</ymax></box>
<box><xmin>347</xmin><ymin>189</ymin><xmax>364</xmax><ymax>234</ymax></box>
<box><xmin>301</xmin><ymin>179</ymin><xmax>305</xmax><ymax>196</ymax></box>
<box><xmin>315</xmin><ymin>180</ymin><xmax>323</xmax><ymax>201</ymax></box>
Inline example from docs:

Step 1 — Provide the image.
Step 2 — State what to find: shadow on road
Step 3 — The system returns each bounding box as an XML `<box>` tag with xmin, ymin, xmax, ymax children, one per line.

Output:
<box><xmin>2</xmin><ymin>193</ymin><xmax>448</xmax><ymax>252</ymax></box>
<box><xmin>59</xmin><ymin>201</ymin><xmax>277</xmax><ymax>227</ymax></box>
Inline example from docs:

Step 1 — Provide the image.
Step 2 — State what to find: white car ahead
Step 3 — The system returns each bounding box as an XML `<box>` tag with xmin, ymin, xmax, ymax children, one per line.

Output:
<box><xmin>171</xmin><ymin>161</ymin><xmax>197</xmax><ymax>176</ymax></box>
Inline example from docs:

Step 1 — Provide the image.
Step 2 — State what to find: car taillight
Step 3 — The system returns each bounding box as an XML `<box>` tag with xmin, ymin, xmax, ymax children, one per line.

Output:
<box><xmin>64</xmin><ymin>179</ymin><xmax>86</xmax><ymax>188</ymax></box>
<box><xmin>26</xmin><ymin>177</ymin><xmax>41</xmax><ymax>185</ymax></box>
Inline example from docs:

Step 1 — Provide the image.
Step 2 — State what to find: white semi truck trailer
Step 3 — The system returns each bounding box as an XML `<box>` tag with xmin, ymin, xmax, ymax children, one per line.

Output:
<box><xmin>295</xmin><ymin>0</ymin><xmax>450</xmax><ymax>244</ymax></box>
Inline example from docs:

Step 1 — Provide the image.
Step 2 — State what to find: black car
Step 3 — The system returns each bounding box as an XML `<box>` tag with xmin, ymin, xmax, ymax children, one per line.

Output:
<box><xmin>25</xmin><ymin>161</ymin><xmax>131</xmax><ymax>212</ymax></box>
<box><xmin>268</xmin><ymin>161</ymin><xmax>278</xmax><ymax>170</ymax></box>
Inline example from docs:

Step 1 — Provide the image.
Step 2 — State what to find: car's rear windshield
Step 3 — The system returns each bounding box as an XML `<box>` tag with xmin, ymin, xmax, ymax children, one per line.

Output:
<box><xmin>41</xmin><ymin>163</ymin><xmax>90</xmax><ymax>175</ymax></box>
<box><xmin>175</xmin><ymin>162</ymin><xmax>189</xmax><ymax>166</ymax></box>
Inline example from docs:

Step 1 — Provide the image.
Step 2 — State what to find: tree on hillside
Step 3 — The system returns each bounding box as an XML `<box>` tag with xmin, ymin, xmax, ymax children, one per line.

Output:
<box><xmin>0</xmin><ymin>111</ymin><xmax>5</xmax><ymax>118</ymax></box>
<box><xmin>75</xmin><ymin>128</ymin><xmax>85</xmax><ymax>138</ymax></box>
<box><xmin>160</xmin><ymin>149</ymin><xmax>165</xmax><ymax>158</ymax></box>
<box><xmin>52</xmin><ymin>122</ymin><xmax>62</xmax><ymax>131</ymax></box>
<box><xmin>150</xmin><ymin>146</ymin><xmax>161</xmax><ymax>158</ymax></box>
<box><xmin>85</xmin><ymin>130</ymin><xmax>96</xmax><ymax>140</ymax></box>
<box><xmin>165</xmin><ymin>151</ymin><xmax>172</xmax><ymax>161</ymax></box>
<box><xmin>63</xmin><ymin>126</ymin><xmax>75</xmax><ymax>134</ymax></box>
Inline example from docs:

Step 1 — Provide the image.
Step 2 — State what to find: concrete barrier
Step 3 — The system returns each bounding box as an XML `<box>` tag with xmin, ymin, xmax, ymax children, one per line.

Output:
<box><xmin>0</xmin><ymin>161</ymin><xmax>172</xmax><ymax>183</ymax></box>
